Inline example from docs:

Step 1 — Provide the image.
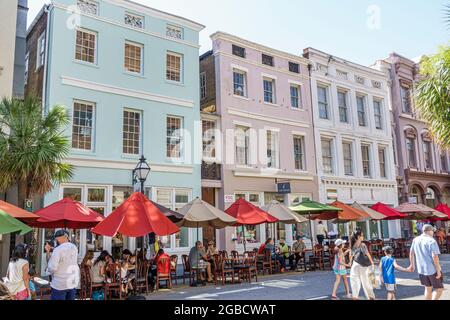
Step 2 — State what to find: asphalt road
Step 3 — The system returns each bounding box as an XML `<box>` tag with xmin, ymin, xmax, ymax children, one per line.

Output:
<box><xmin>147</xmin><ymin>255</ymin><xmax>450</xmax><ymax>300</ymax></box>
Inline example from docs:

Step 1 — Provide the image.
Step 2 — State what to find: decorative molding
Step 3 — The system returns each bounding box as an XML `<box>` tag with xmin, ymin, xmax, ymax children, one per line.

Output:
<box><xmin>233</xmin><ymin>169</ymin><xmax>314</xmax><ymax>181</ymax></box>
<box><xmin>61</xmin><ymin>76</ymin><xmax>194</xmax><ymax>108</ymax></box>
<box><xmin>77</xmin><ymin>0</ymin><xmax>98</xmax><ymax>15</ymax></box>
<box><xmin>354</xmin><ymin>75</ymin><xmax>366</xmax><ymax>85</ymax></box>
<box><xmin>66</xmin><ymin>157</ymin><xmax>194</xmax><ymax>174</ymax></box>
<box><xmin>227</xmin><ymin>107</ymin><xmax>310</xmax><ymax>128</ymax></box>
<box><xmin>166</xmin><ymin>24</ymin><xmax>183</xmax><ymax>40</ymax></box>
<box><xmin>124</xmin><ymin>12</ymin><xmax>144</xmax><ymax>29</ymax></box>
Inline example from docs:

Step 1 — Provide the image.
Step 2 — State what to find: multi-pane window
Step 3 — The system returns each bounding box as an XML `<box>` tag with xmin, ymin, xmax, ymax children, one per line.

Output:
<box><xmin>24</xmin><ymin>52</ymin><xmax>29</xmax><ymax>84</ymax></box>
<box><xmin>441</xmin><ymin>151</ymin><xmax>448</xmax><ymax>172</ymax></box>
<box><xmin>266</xmin><ymin>131</ymin><xmax>279</xmax><ymax>168</ymax></box>
<box><xmin>379</xmin><ymin>147</ymin><xmax>387</xmax><ymax>178</ymax></box>
<box><xmin>72</xmin><ymin>101</ymin><xmax>94</xmax><ymax>151</ymax></box>
<box><xmin>289</xmin><ymin>62</ymin><xmax>300</xmax><ymax>74</ymax></box>
<box><xmin>233</xmin><ymin>70</ymin><xmax>247</xmax><ymax>97</ymax></box>
<box><xmin>407</xmin><ymin>138</ymin><xmax>417</xmax><ymax>167</ymax></box>
<box><xmin>124</xmin><ymin>12</ymin><xmax>144</xmax><ymax>29</ymax></box>
<box><xmin>317</xmin><ymin>85</ymin><xmax>329</xmax><ymax>120</ymax></box>
<box><xmin>263</xmin><ymin>78</ymin><xmax>276</xmax><ymax>104</ymax></box>
<box><xmin>232</xmin><ymin>45</ymin><xmax>246</xmax><ymax>58</ymax></box>
<box><xmin>290</xmin><ymin>85</ymin><xmax>301</xmax><ymax>108</ymax></box>
<box><xmin>401</xmin><ymin>85</ymin><xmax>412</xmax><ymax>113</ymax></box>
<box><xmin>37</xmin><ymin>33</ymin><xmax>45</xmax><ymax>69</ymax></box>
<box><xmin>342</xmin><ymin>142</ymin><xmax>353</xmax><ymax>176</ymax></box>
<box><xmin>166</xmin><ymin>116</ymin><xmax>182</xmax><ymax>159</ymax></box>
<box><xmin>166</xmin><ymin>25</ymin><xmax>183</xmax><ymax>39</ymax></box>
<box><xmin>124</xmin><ymin>42</ymin><xmax>142</xmax><ymax>74</ymax></box>
<box><xmin>235</xmin><ymin>126</ymin><xmax>249</xmax><ymax>166</ymax></box>
<box><xmin>338</xmin><ymin>91</ymin><xmax>348</xmax><ymax>123</ymax></box>
<box><xmin>356</xmin><ymin>95</ymin><xmax>367</xmax><ymax>127</ymax></box>
<box><xmin>166</xmin><ymin>52</ymin><xmax>182</xmax><ymax>82</ymax></box>
<box><xmin>122</xmin><ymin>110</ymin><xmax>141</xmax><ymax>155</ymax></box>
<box><xmin>423</xmin><ymin>141</ymin><xmax>433</xmax><ymax>169</ymax></box>
<box><xmin>262</xmin><ymin>54</ymin><xmax>274</xmax><ymax>67</ymax></box>
<box><xmin>361</xmin><ymin>145</ymin><xmax>371</xmax><ymax>177</ymax></box>
<box><xmin>200</xmin><ymin>72</ymin><xmax>206</xmax><ymax>100</ymax></box>
<box><xmin>374</xmin><ymin>99</ymin><xmax>383</xmax><ymax>129</ymax></box>
<box><xmin>293</xmin><ymin>135</ymin><xmax>305</xmax><ymax>171</ymax></box>
<box><xmin>77</xmin><ymin>0</ymin><xmax>98</xmax><ymax>15</ymax></box>
<box><xmin>202</xmin><ymin>119</ymin><xmax>216</xmax><ymax>159</ymax></box>
<box><xmin>75</xmin><ymin>29</ymin><xmax>96</xmax><ymax>64</ymax></box>
<box><xmin>321</xmin><ymin>139</ymin><xmax>333</xmax><ymax>174</ymax></box>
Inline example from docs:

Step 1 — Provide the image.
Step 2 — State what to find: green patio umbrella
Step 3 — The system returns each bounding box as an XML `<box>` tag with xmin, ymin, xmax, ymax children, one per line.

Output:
<box><xmin>289</xmin><ymin>200</ymin><xmax>342</xmax><ymax>246</ymax></box>
<box><xmin>0</xmin><ymin>210</ymin><xmax>32</xmax><ymax>235</ymax></box>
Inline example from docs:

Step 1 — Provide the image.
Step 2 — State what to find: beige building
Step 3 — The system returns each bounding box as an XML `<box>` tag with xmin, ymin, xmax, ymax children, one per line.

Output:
<box><xmin>0</xmin><ymin>1</ymin><xmax>19</xmax><ymax>98</ymax></box>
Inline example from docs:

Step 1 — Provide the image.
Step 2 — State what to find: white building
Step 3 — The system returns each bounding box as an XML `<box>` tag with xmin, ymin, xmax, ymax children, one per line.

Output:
<box><xmin>303</xmin><ymin>48</ymin><xmax>401</xmax><ymax>240</ymax></box>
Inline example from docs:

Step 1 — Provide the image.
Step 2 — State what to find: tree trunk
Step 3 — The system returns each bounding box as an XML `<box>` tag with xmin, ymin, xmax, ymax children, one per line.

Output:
<box><xmin>17</xmin><ymin>180</ymin><xmax>27</xmax><ymax>209</ymax></box>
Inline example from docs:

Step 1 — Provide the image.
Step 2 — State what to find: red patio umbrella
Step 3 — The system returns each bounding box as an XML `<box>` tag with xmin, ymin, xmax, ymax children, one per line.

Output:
<box><xmin>433</xmin><ymin>203</ymin><xmax>450</xmax><ymax>221</ymax></box>
<box><xmin>225</xmin><ymin>198</ymin><xmax>278</xmax><ymax>252</ymax></box>
<box><xmin>33</xmin><ymin>198</ymin><xmax>104</xmax><ymax>229</ymax></box>
<box><xmin>91</xmin><ymin>192</ymin><xmax>179</xmax><ymax>237</ymax></box>
<box><xmin>371</xmin><ymin>202</ymin><xmax>407</xmax><ymax>220</ymax></box>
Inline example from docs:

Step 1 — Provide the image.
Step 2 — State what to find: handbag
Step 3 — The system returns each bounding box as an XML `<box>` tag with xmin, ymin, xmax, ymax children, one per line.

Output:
<box><xmin>353</xmin><ymin>246</ymin><xmax>371</xmax><ymax>267</ymax></box>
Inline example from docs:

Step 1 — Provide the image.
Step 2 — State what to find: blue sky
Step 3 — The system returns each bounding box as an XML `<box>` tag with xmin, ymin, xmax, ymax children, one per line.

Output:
<box><xmin>28</xmin><ymin>0</ymin><xmax>449</xmax><ymax>65</ymax></box>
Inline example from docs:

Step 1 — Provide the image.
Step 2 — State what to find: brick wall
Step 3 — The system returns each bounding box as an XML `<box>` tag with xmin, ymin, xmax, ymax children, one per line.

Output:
<box><xmin>200</xmin><ymin>51</ymin><xmax>216</xmax><ymax>113</ymax></box>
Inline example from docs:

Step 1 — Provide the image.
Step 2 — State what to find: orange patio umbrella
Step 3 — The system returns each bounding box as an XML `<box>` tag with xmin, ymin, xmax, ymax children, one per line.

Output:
<box><xmin>313</xmin><ymin>201</ymin><xmax>368</xmax><ymax>223</ymax></box>
<box><xmin>0</xmin><ymin>200</ymin><xmax>39</xmax><ymax>223</ymax></box>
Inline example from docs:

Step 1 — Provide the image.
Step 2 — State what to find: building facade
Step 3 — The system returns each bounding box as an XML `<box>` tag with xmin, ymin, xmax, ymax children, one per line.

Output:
<box><xmin>26</xmin><ymin>0</ymin><xmax>204</xmax><ymax>273</ymax></box>
<box><xmin>201</xmin><ymin>32</ymin><xmax>319</xmax><ymax>251</ymax></box>
<box><xmin>382</xmin><ymin>53</ymin><xmax>450</xmax><ymax>238</ymax></box>
<box><xmin>303</xmin><ymin>48</ymin><xmax>401</xmax><ymax>240</ymax></box>
<box><xmin>0</xmin><ymin>0</ymin><xmax>29</xmax><ymax>276</ymax></box>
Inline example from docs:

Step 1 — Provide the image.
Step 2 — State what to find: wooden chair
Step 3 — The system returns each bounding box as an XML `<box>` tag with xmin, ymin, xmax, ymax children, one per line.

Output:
<box><xmin>230</xmin><ymin>250</ymin><xmax>239</xmax><ymax>258</ymax></box>
<box><xmin>135</xmin><ymin>260</ymin><xmax>149</xmax><ymax>294</ymax></box>
<box><xmin>181</xmin><ymin>255</ymin><xmax>193</xmax><ymax>285</ymax></box>
<box><xmin>238</xmin><ymin>257</ymin><xmax>258</xmax><ymax>283</ymax></box>
<box><xmin>221</xmin><ymin>258</ymin><xmax>238</xmax><ymax>284</ymax></box>
<box><xmin>309</xmin><ymin>245</ymin><xmax>325</xmax><ymax>270</ymax></box>
<box><xmin>294</xmin><ymin>252</ymin><xmax>308</xmax><ymax>272</ymax></box>
<box><xmin>104</xmin><ymin>263</ymin><xmax>123</xmax><ymax>300</ymax></box>
<box><xmin>218</xmin><ymin>250</ymin><xmax>228</xmax><ymax>258</ymax></box>
<box><xmin>259</xmin><ymin>249</ymin><xmax>273</xmax><ymax>275</ymax></box>
<box><xmin>82</xmin><ymin>264</ymin><xmax>105</xmax><ymax>300</ymax></box>
<box><xmin>170</xmin><ymin>255</ymin><xmax>178</xmax><ymax>285</ymax></box>
<box><xmin>156</xmin><ymin>257</ymin><xmax>172</xmax><ymax>290</ymax></box>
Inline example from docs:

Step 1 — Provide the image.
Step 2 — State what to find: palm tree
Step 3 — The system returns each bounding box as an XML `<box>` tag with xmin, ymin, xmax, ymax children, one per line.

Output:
<box><xmin>0</xmin><ymin>97</ymin><xmax>74</xmax><ymax>208</ymax></box>
<box><xmin>413</xmin><ymin>45</ymin><xmax>450</xmax><ymax>149</ymax></box>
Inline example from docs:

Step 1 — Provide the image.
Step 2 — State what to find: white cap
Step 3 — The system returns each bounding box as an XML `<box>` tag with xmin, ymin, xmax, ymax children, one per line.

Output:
<box><xmin>335</xmin><ymin>239</ymin><xmax>347</xmax><ymax>247</ymax></box>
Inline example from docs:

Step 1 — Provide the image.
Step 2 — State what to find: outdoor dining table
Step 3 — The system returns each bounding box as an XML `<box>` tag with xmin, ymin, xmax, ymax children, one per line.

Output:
<box><xmin>191</xmin><ymin>262</ymin><xmax>208</xmax><ymax>287</ymax></box>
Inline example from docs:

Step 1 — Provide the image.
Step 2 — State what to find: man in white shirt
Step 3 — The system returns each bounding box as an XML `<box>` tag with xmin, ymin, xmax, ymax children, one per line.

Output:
<box><xmin>46</xmin><ymin>230</ymin><xmax>80</xmax><ymax>300</ymax></box>
<box><xmin>316</xmin><ymin>221</ymin><xmax>328</xmax><ymax>245</ymax></box>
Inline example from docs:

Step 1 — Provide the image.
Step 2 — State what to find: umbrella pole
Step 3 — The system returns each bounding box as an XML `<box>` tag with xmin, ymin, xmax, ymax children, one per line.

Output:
<box><xmin>242</xmin><ymin>225</ymin><xmax>247</xmax><ymax>253</ymax></box>
<box><xmin>309</xmin><ymin>213</ymin><xmax>313</xmax><ymax>247</ymax></box>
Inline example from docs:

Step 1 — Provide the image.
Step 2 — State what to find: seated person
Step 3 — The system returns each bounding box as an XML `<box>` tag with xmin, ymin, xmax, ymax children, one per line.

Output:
<box><xmin>266</xmin><ymin>239</ymin><xmax>287</xmax><ymax>273</ymax></box>
<box><xmin>258</xmin><ymin>238</ymin><xmax>271</xmax><ymax>255</ymax></box>
<box><xmin>91</xmin><ymin>250</ymin><xmax>111</xmax><ymax>284</ymax></box>
<box><xmin>436</xmin><ymin>228</ymin><xmax>446</xmax><ymax>245</ymax></box>
<box><xmin>188</xmin><ymin>241</ymin><xmax>213</xmax><ymax>284</ymax></box>
<box><xmin>278</xmin><ymin>239</ymin><xmax>290</xmax><ymax>261</ymax></box>
<box><xmin>120</xmin><ymin>249</ymin><xmax>136</xmax><ymax>295</ymax></box>
<box><xmin>289</xmin><ymin>236</ymin><xmax>306</xmax><ymax>269</ymax></box>
<box><xmin>149</xmin><ymin>249</ymin><xmax>171</xmax><ymax>288</ymax></box>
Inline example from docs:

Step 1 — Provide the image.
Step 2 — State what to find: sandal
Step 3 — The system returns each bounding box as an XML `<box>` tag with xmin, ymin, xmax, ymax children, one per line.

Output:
<box><xmin>331</xmin><ymin>296</ymin><xmax>339</xmax><ymax>300</ymax></box>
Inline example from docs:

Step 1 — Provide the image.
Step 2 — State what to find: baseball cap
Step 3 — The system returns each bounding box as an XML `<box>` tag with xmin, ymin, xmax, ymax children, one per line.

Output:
<box><xmin>422</xmin><ymin>224</ymin><xmax>436</xmax><ymax>233</ymax></box>
<box><xmin>53</xmin><ymin>229</ymin><xmax>69</xmax><ymax>239</ymax></box>
<box><xmin>335</xmin><ymin>239</ymin><xmax>347</xmax><ymax>247</ymax></box>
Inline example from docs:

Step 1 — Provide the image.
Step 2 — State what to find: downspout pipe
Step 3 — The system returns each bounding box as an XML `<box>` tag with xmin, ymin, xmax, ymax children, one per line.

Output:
<box><xmin>42</xmin><ymin>4</ymin><xmax>52</xmax><ymax>114</ymax></box>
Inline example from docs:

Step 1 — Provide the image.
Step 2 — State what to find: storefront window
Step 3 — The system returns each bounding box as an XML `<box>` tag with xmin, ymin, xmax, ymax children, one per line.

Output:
<box><xmin>297</xmin><ymin>222</ymin><xmax>311</xmax><ymax>239</ymax></box>
<box><xmin>88</xmin><ymin>188</ymin><xmax>106</xmax><ymax>202</ymax></box>
<box><xmin>369</xmin><ymin>221</ymin><xmax>379</xmax><ymax>240</ymax></box>
<box><xmin>276</xmin><ymin>222</ymin><xmax>286</xmax><ymax>241</ymax></box>
<box><xmin>234</xmin><ymin>192</ymin><xmax>262</xmax><ymax>244</ymax></box>
<box><xmin>112</xmin><ymin>187</ymin><xmax>133</xmax><ymax>257</ymax></box>
<box><xmin>63</xmin><ymin>187</ymin><xmax>82</xmax><ymax>201</ymax></box>
<box><xmin>356</xmin><ymin>222</ymin><xmax>368</xmax><ymax>238</ymax></box>
<box><xmin>87</xmin><ymin>207</ymin><xmax>105</xmax><ymax>252</ymax></box>
<box><xmin>381</xmin><ymin>220</ymin><xmax>390</xmax><ymax>239</ymax></box>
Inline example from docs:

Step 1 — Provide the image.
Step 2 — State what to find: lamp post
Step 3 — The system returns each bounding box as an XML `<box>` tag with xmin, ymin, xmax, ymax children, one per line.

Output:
<box><xmin>133</xmin><ymin>155</ymin><xmax>151</xmax><ymax>195</ymax></box>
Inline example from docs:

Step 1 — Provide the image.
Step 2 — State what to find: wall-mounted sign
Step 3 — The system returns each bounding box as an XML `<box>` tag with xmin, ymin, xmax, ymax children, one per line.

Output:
<box><xmin>224</xmin><ymin>194</ymin><xmax>235</xmax><ymax>203</ymax></box>
<box><xmin>24</xmin><ymin>199</ymin><xmax>33</xmax><ymax>212</ymax></box>
<box><xmin>326</xmin><ymin>189</ymin><xmax>338</xmax><ymax>201</ymax></box>
<box><xmin>408</xmin><ymin>197</ymin><xmax>418</xmax><ymax>204</ymax></box>
<box><xmin>277</xmin><ymin>182</ymin><xmax>291</xmax><ymax>195</ymax></box>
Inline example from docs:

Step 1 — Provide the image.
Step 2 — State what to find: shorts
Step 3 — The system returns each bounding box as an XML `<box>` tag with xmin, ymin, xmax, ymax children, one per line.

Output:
<box><xmin>333</xmin><ymin>269</ymin><xmax>347</xmax><ymax>276</ymax></box>
<box><xmin>385</xmin><ymin>283</ymin><xmax>396</xmax><ymax>293</ymax></box>
<box><xmin>419</xmin><ymin>274</ymin><xmax>444</xmax><ymax>289</ymax></box>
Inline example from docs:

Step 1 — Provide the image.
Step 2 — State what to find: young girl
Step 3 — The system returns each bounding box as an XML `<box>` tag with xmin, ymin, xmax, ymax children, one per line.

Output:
<box><xmin>331</xmin><ymin>239</ymin><xmax>352</xmax><ymax>300</ymax></box>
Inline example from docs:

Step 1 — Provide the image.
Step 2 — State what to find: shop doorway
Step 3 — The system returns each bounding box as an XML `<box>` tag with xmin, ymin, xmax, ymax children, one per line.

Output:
<box><xmin>201</xmin><ymin>188</ymin><xmax>216</xmax><ymax>245</ymax></box>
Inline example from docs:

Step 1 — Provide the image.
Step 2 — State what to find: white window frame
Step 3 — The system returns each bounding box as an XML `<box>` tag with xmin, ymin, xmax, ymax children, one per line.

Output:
<box><xmin>342</xmin><ymin>141</ymin><xmax>354</xmax><ymax>176</ymax></box>
<box><xmin>75</xmin><ymin>28</ymin><xmax>97</xmax><ymax>65</ymax></box>
<box><xmin>36</xmin><ymin>32</ymin><xmax>45</xmax><ymax>70</ymax></box>
<box><xmin>321</xmin><ymin>138</ymin><xmax>334</xmax><ymax>174</ymax></box>
<box><xmin>361</xmin><ymin>144</ymin><xmax>372</xmax><ymax>178</ymax></box>
<box><xmin>356</xmin><ymin>94</ymin><xmax>367</xmax><ymax>127</ymax></box>
<box><xmin>290</xmin><ymin>84</ymin><xmax>301</xmax><ymax>109</ymax></box>
<box><xmin>317</xmin><ymin>84</ymin><xmax>330</xmax><ymax>120</ymax></box>
<box><xmin>166</xmin><ymin>51</ymin><xmax>183</xmax><ymax>83</ymax></box>
<box><xmin>200</xmin><ymin>72</ymin><xmax>206</xmax><ymax>100</ymax></box>
<box><xmin>235</xmin><ymin>125</ymin><xmax>250</xmax><ymax>166</ymax></box>
<box><xmin>72</xmin><ymin>100</ymin><xmax>96</xmax><ymax>152</ymax></box>
<box><xmin>122</xmin><ymin>108</ymin><xmax>142</xmax><ymax>156</ymax></box>
<box><xmin>337</xmin><ymin>89</ymin><xmax>349</xmax><ymax>124</ymax></box>
<box><xmin>423</xmin><ymin>140</ymin><xmax>433</xmax><ymax>170</ymax></box>
<box><xmin>202</xmin><ymin>119</ymin><xmax>217</xmax><ymax>162</ymax></box>
<box><xmin>124</xmin><ymin>41</ymin><xmax>144</xmax><ymax>75</ymax></box>
<box><xmin>378</xmin><ymin>146</ymin><xmax>387</xmax><ymax>179</ymax></box>
<box><xmin>293</xmin><ymin>135</ymin><xmax>306</xmax><ymax>171</ymax></box>
<box><xmin>373</xmin><ymin>98</ymin><xmax>383</xmax><ymax>130</ymax></box>
<box><xmin>166</xmin><ymin>115</ymin><xmax>184</xmax><ymax>160</ymax></box>
<box><xmin>233</xmin><ymin>68</ymin><xmax>247</xmax><ymax>98</ymax></box>
<box><xmin>266</xmin><ymin>130</ymin><xmax>280</xmax><ymax>169</ymax></box>
<box><xmin>263</xmin><ymin>77</ymin><xmax>276</xmax><ymax>104</ymax></box>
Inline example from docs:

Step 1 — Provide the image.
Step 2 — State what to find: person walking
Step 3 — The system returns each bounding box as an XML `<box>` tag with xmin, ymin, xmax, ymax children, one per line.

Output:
<box><xmin>379</xmin><ymin>246</ymin><xmax>411</xmax><ymax>300</ymax></box>
<box><xmin>349</xmin><ymin>231</ymin><xmax>376</xmax><ymax>300</ymax></box>
<box><xmin>331</xmin><ymin>239</ymin><xmax>351</xmax><ymax>300</ymax></box>
<box><xmin>4</xmin><ymin>244</ymin><xmax>30</xmax><ymax>300</ymax></box>
<box><xmin>408</xmin><ymin>224</ymin><xmax>444</xmax><ymax>300</ymax></box>
<box><xmin>47</xmin><ymin>230</ymin><xmax>80</xmax><ymax>300</ymax></box>
<box><xmin>316</xmin><ymin>221</ymin><xmax>328</xmax><ymax>245</ymax></box>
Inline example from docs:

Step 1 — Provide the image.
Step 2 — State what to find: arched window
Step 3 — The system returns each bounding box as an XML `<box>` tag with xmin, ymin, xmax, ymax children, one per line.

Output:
<box><xmin>426</xmin><ymin>187</ymin><xmax>438</xmax><ymax>208</ymax></box>
<box><xmin>411</xmin><ymin>185</ymin><xmax>423</xmax><ymax>204</ymax></box>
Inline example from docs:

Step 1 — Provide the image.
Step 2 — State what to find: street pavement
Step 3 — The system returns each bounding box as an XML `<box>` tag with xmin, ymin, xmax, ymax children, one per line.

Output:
<box><xmin>146</xmin><ymin>255</ymin><xmax>450</xmax><ymax>300</ymax></box>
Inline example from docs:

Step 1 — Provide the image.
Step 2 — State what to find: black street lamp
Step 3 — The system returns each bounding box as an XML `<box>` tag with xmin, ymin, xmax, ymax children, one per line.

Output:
<box><xmin>133</xmin><ymin>155</ymin><xmax>151</xmax><ymax>195</ymax></box>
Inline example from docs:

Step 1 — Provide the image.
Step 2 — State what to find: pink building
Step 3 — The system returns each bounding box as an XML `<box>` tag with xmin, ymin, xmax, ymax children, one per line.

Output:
<box><xmin>200</xmin><ymin>32</ymin><xmax>318</xmax><ymax>251</ymax></box>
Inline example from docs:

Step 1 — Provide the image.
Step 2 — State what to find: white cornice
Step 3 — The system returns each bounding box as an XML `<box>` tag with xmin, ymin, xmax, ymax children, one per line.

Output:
<box><xmin>66</xmin><ymin>157</ymin><xmax>194</xmax><ymax>174</ymax></box>
<box><xmin>61</xmin><ymin>76</ymin><xmax>194</xmax><ymax>108</ymax></box>
<box><xmin>95</xmin><ymin>0</ymin><xmax>204</xmax><ymax>31</ymax></box>
<box><xmin>52</xmin><ymin>2</ymin><xmax>201</xmax><ymax>48</ymax></box>
<box><xmin>233</xmin><ymin>168</ymin><xmax>314</xmax><ymax>181</ymax></box>
<box><xmin>227</xmin><ymin>107</ymin><xmax>310</xmax><ymax>128</ymax></box>
<box><xmin>211</xmin><ymin>31</ymin><xmax>309</xmax><ymax>65</ymax></box>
